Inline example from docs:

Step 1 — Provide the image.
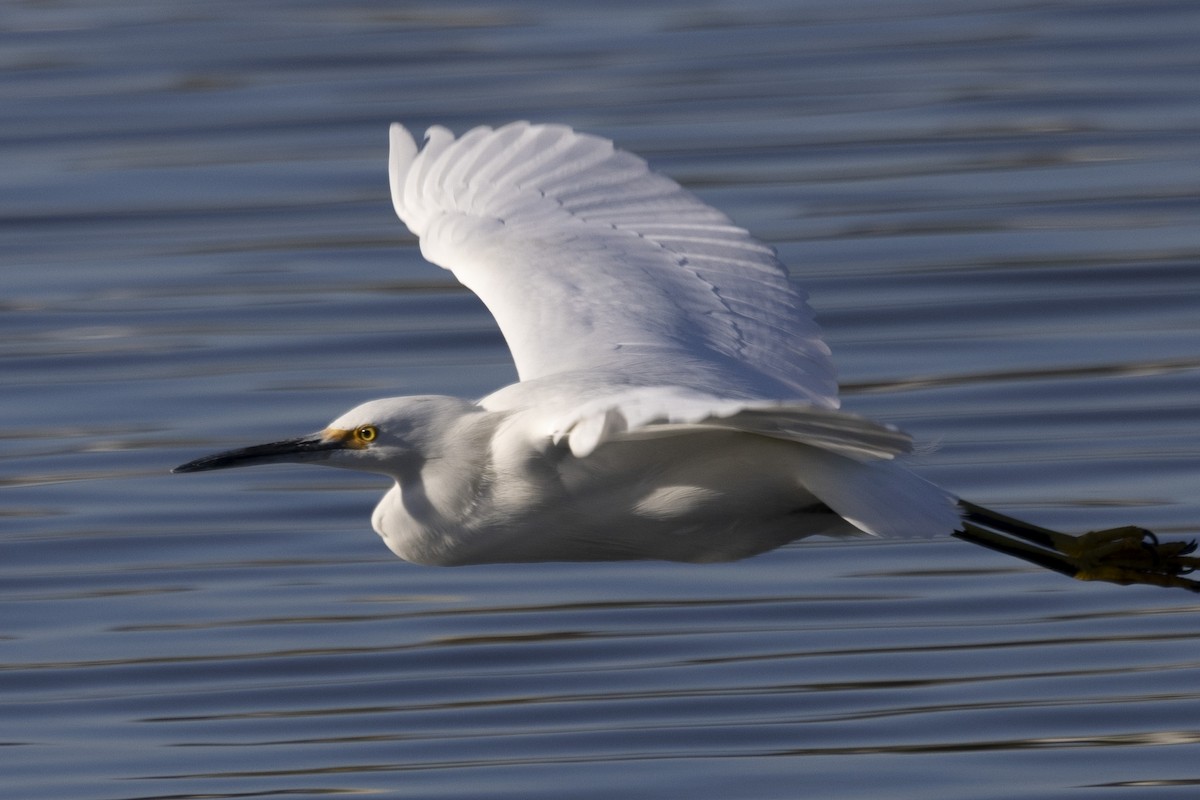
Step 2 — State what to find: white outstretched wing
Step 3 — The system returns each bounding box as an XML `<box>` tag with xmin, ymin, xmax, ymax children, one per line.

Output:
<box><xmin>389</xmin><ymin>122</ymin><xmax>838</xmax><ymax>409</ymax></box>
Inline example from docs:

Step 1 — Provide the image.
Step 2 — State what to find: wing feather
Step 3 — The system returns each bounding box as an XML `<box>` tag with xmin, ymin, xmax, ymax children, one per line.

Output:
<box><xmin>389</xmin><ymin>121</ymin><xmax>838</xmax><ymax>408</ymax></box>
<box><xmin>546</xmin><ymin>388</ymin><xmax>911</xmax><ymax>460</ymax></box>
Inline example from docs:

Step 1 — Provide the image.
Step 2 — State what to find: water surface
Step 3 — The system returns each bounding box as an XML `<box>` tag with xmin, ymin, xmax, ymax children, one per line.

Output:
<box><xmin>5</xmin><ymin>2</ymin><xmax>1200</xmax><ymax>798</ymax></box>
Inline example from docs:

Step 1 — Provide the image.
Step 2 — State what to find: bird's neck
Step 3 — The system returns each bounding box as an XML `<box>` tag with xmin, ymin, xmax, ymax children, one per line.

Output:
<box><xmin>374</xmin><ymin>409</ymin><xmax>511</xmax><ymax>564</ymax></box>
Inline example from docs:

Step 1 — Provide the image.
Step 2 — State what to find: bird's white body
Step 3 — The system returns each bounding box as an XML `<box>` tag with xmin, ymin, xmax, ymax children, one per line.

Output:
<box><xmin>323</xmin><ymin>391</ymin><xmax>958</xmax><ymax>566</ymax></box>
<box><xmin>177</xmin><ymin>122</ymin><xmax>963</xmax><ymax>565</ymax></box>
<box><xmin>359</xmin><ymin>398</ymin><xmax>846</xmax><ymax>565</ymax></box>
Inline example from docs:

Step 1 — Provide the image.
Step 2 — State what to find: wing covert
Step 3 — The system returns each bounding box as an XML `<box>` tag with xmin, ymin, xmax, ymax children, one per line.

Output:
<box><xmin>389</xmin><ymin>122</ymin><xmax>838</xmax><ymax>407</ymax></box>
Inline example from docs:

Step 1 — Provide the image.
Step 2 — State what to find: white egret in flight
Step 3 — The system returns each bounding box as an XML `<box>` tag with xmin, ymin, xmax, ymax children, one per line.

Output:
<box><xmin>176</xmin><ymin>122</ymin><xmax>1199</xmax><ymax>590</ymax></box>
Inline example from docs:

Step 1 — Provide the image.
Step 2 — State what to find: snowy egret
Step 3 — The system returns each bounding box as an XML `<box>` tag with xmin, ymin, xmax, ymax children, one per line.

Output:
<box><xmin>176</xmin><ymin>122</ymin><xmax>1199</xmax><ymax>590</ymax></box>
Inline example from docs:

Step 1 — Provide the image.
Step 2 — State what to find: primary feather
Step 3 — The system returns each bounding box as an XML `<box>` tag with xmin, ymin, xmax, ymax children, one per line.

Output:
<box><xmin>389</xmin><ymin>122</ymin><xmax>837</xmax><ymax>409</ymax></box>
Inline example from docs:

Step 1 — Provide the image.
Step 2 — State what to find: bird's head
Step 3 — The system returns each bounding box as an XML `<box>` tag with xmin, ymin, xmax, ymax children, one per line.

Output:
<box><xmin>173</xmin><ymin>395</ymin><xmax>473</xmax><ymax>478</ymax></box>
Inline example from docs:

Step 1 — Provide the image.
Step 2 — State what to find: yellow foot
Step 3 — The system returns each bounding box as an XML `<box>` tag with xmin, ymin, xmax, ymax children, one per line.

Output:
<box><xmin>1066</xmin><ymin>526</ymin><xmax>1200</xmax><ymax>590</ymax></box>
<box><xmin>956</xmin><ymin>502</ymin><xmax>1200</xmax><ymax>592</ymax></box>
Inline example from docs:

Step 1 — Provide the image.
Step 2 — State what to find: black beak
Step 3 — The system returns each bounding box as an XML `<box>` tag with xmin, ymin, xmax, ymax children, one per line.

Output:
<box><xmin>172</xmin><ymin>433</ymin><xmax>347</xmax><ymax>473</ymax></box>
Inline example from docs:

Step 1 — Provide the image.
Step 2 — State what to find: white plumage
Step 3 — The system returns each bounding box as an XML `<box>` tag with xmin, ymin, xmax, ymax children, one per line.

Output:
<box><xmin>176</xmin><ymin>121</ymin><xmax>963</xmax><ymax>566</ymax></box>
<box><xmin>389</xmin><ymin>123</ymin><xmax>836</xmax><ymax>408</ymax></box>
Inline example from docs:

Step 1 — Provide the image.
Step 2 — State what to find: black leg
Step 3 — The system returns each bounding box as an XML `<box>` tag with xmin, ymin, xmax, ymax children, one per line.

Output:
<box><xmin>953</xmin><ymin>501</ymin><xmax>1200</xmax><ymax>592</ymax></box>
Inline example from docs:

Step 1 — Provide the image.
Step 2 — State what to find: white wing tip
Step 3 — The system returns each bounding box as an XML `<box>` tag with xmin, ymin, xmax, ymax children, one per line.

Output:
<box><xmin>388</xmin><ymin>123</ymin><xmax>419</xmax><ymax>222</ymax></box>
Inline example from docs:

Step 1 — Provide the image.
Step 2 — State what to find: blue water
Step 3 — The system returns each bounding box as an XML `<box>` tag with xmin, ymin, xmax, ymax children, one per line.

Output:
<box><xmin>5</xmin><ymin>2</ymin><xmax>1200</xmax><ymax>798</ymax></box>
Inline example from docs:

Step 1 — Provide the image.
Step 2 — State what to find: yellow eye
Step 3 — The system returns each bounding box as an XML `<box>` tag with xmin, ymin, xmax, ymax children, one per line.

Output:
<box><xmin>356</xmin><ymin>425</ymin><xmax>378</xmax><ymax>443</ymax></box>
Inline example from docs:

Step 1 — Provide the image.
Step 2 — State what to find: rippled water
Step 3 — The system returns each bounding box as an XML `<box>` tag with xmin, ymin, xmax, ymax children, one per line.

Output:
<box><xmin>6</xmin><ymin>2</ymin><xmax>1200</xmax><ymax>798</ymax></box>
